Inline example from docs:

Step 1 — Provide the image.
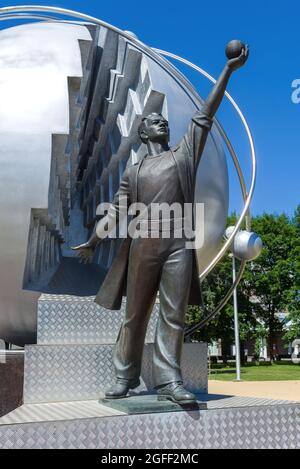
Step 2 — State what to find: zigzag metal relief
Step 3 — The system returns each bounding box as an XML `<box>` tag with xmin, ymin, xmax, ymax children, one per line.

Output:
<box><xmin>0</xmin><ymin>21</ymin><xmax>228</xmax><ymax>345</ymax></box>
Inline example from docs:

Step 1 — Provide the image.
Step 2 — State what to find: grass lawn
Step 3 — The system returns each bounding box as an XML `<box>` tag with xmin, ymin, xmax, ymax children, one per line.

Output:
<box><xmin>209</xmin><ymin>362</ymin><xmax>300</xmax><ymax>382</ymax></box>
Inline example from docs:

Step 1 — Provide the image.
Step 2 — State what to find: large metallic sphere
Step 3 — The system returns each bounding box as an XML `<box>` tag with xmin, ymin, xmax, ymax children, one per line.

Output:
<box><xmin>0</xmin><ymin>22</ymin><xmax>229</xmax><ymax>345</ymax></box>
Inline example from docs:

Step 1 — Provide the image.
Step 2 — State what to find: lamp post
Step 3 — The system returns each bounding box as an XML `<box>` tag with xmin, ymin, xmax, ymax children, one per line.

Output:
<box><xmin>225</xmin><ymin>226</ymin><xmax>263</xmax><ymax>382</ymax></box>
<box><xmin>231</xmin><ymin>254</ymin><xmax>241</xmax><ymax>381</ymax></box>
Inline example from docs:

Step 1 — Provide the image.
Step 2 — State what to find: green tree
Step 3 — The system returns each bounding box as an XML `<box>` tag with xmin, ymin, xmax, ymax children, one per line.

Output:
<box><xmin>283</xmin><ymin>292</ymin><xmax>300</xmax><ymax>342</ymax></box>
<box><xmin>283</xmin><ymin>205</ymin><xmax>300</xmax><ymax>343</ymax></box>
<box><xmin>186</xmin><ymin>209</ymin><xmax>300</xmax><ymax>363</ymax></box>
<box><xmin>249</xmin><ymin>213</ymin><xmax>299</xmax><ymax>360</ymax></box>
<box><xmin>186</xmin><ymin>214</ymin><xmax>257</xmax><ymax>364</ymax></box>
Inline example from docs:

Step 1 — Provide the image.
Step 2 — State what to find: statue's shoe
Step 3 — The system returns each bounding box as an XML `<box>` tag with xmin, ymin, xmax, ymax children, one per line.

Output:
<box><xmin>157</xmin><ymin>381</ymin><xmax>197</xmax><ymax>405</ymax></box>
<box><xmin>105</xmin><ymin>378</ymin><xmax>140</xmax><ymax>399</ymax></box>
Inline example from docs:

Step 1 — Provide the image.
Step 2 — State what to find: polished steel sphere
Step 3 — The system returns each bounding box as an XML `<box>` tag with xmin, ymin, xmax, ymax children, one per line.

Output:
<box><xmin>225</xmin><ymin>226</ymin><xmax>263</xmax><ymax>261</ymax></box>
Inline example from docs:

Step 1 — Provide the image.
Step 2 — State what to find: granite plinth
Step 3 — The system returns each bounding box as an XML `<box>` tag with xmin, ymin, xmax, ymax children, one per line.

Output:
<box><xmin>100</xmin><ymin>394</ymin><xmax>207</xmax><ymax>415</ymax></box>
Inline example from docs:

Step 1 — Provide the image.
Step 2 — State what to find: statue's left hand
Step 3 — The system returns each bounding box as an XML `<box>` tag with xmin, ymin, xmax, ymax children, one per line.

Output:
<box><xmin>227</xmin><ymin>45</ymin><xmax>249</xmax><ymax>72</ymax></box>
<box><xmin>71</xmin><ymin>242</ymin><xmax>96</xmax><ymax>264</ymax></box>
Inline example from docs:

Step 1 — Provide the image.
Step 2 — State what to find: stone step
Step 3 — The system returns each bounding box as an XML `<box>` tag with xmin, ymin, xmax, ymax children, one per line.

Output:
<box><xmin>23</xmin><ymin>343</ymin><xmax>207</xmax><ymax>404</ymax></box>
<box><xmin>37</xmin><ymin>294</ymin><xmax>159</xmax><ymax>345</ymax></box>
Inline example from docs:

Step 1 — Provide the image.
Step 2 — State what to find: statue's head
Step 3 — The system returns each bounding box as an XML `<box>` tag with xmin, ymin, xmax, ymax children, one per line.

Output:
<box><xmin>138</xmin><ymin>113</ymin><xmax>169</xmax><ymax>144</ymax></box>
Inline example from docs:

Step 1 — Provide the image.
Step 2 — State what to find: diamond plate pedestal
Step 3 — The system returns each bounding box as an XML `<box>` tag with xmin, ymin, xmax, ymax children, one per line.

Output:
<box><xmin>37</xmin><ymin>294</ymin><xmax>159</xmax><ymax>345</ymax></box>
<box><xmin>0</xmin><ymin>397</ymin><xmax>299</xmax><ymax>449</ymax></box>
<box><xmin>23</xmin><ymin>342</ymin><xmax>207</xmax><ymax>403</ymax></box>
<box><xmin>23</xmin><ymin>294</ymin><xmax>208</xmax><ymax>404</ymax></box>
<box><xmin>4</xmin><ymin>294</ymin><xmax>297</xmax><ymax>449</ymax></box>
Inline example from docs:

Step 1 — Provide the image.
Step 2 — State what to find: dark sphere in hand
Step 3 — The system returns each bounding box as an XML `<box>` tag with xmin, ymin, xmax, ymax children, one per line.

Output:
<box><xmin>226</xmin><ymin>40</ymin><xmax>245</xmax><ymax>59</ymax></box>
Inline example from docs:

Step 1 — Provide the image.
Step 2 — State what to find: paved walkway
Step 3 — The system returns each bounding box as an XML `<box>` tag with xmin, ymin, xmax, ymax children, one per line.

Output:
<box><xmin>209</xmin><ymin>380</ymin><xmax>300</xmax><ymax>402</ymax></box>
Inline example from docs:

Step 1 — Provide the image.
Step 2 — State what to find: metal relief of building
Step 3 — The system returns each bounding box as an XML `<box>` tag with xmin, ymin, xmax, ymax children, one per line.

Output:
<box><xmin>0</xmin><ymin>21</ymin><xmax>228</xmax><ymax>345</ymax></box>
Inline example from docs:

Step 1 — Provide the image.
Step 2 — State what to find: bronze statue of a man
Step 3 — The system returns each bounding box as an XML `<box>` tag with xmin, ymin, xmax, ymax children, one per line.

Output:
<box><xmin>73</xmin><ymin>42</ymin><xmax>249</xmax><ymax>404</ymax></box>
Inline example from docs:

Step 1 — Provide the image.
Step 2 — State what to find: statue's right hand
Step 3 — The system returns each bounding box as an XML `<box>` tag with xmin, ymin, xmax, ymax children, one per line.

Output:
<box><xmin>227</xmin><ymin>44</ymin><xmax>249</xmax><ymax>72</ymax></box>
<box><xmin>71</xmin><ymin>242</ymin><xmax>96</xmax><ymax>264</ymax></box>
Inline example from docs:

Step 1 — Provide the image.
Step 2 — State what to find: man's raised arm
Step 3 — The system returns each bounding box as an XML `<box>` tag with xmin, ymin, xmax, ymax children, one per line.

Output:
<box><xmin>180</xmin><ymin>41</ymin><xmax>249</xmax><ymax>169</ymax></box>
<box><xmin>202</xmin><ymin>43</ymin><xmax>249</xmax><ymax>119</ymax></box>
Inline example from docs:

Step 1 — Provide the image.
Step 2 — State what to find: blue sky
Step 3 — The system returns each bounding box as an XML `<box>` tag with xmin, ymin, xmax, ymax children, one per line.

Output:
<box><xmin>0</xmin><ymin>0</ymin><xmax>299</xmax><ymax>217</ymax></box>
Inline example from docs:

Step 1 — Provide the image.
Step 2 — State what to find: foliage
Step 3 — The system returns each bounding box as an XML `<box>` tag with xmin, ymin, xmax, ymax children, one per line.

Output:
<box><xmin>283</xmin><ymin>205</ymin><xmax>300</xmax><ymax>342</ymax></box>
<box><xmin>186</xmin><ymin>207</ymin><xmax>300</xmax><ymax>362</ymax></box>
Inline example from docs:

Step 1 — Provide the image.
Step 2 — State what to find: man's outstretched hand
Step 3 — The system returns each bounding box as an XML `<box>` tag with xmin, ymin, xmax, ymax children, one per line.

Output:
<box><xmin>227</xmin><ymin>44</ymin><xmax>249</xmax><ymax>72</ymax></box>
<box><xmin>71</xmin><ymin>242</ymin><xmax>96</xmax><ymax>264</ymax></box>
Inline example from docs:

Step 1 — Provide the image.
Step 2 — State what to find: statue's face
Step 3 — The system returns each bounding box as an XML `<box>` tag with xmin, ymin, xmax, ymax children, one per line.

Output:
<box><xmin>142</xmin><ymin>113</ymin><xmax>169</xmax><ymax>143</ymax></box>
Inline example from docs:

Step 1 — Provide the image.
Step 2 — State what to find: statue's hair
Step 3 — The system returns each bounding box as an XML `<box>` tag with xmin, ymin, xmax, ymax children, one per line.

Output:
<box><xmin>138</xmin><ymin>112</ymin><xmax>167</xmax><ymax>143</ymax></box>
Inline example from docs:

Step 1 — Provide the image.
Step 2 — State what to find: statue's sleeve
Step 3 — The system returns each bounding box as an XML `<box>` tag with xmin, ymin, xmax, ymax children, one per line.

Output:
<box><xmin>111</xmin><ymin>168</ymin><xmax>131</xmax><ymax>217</ymax></box>
<box><xmin>177</xmin><ymin>109</ymin><xmax>213</xmax><ymax>170</ymax></box>
<box><xmin>96</xmin><ymin>168</ymin><xmax>131</xmax><ymax>239</ymax></box>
